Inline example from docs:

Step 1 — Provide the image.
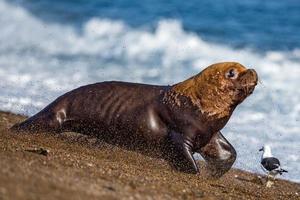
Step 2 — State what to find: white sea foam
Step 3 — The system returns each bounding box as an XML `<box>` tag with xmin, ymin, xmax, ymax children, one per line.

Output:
<box><xmin>0</xmin><ymin>0</ymin><xmax>299</xmax><ymax>182</ymax></box>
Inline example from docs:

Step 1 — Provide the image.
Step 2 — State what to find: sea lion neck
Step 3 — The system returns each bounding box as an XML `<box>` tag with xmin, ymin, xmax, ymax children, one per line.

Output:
<box><xmin>171</xmin><ymin>72</ymin><xmax>237</xmax><ymax>119</ymax></box>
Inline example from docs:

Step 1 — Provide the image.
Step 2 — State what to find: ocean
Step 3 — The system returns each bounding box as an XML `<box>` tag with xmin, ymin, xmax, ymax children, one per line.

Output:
<box><xmin>0</xmin><ymin>0</ymin><xmax>299</xmax><ymax>182</ymax></box>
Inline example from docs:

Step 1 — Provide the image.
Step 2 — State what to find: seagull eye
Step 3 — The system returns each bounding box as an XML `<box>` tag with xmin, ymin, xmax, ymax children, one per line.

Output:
<box><xmin>226</xmin><ymin>69</ymin><xmax>238</xmax><ymax>79</ymax></box>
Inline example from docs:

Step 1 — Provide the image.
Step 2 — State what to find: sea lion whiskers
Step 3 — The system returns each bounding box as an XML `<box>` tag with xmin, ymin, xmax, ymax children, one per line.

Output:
<box><xmin>235</xmin><ymin>69</ymin><xmax>258</xmax><ymax>98</ymax></box>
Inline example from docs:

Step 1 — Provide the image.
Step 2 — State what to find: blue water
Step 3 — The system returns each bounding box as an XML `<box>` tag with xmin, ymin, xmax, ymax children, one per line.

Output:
<box><xmin>9</xmin><ymin>0</ymin><xmax>300</xmax><ymax>51</ymax></box>
<box><xmin>0</xmin><ymin>0</ymin><xmax>299</xmax><ymax>182</ymax></box>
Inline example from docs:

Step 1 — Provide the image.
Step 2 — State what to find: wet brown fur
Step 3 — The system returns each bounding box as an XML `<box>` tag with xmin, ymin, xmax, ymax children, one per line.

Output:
<box><xmin>11</xmin><ymin>62</ymin><xmax>258</xmax><ymax>177</ymax></box>
<box><xmin>172</xmin><ymin>62</ymin><xmax>248</xmax><ymax>118</ymax></box>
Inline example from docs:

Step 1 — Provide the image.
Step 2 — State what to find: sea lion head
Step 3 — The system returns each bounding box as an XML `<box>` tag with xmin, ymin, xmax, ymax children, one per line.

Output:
<box><xmin>199</xmin><ymin>62</ymin><xmax>258</xmax><ymax>102</ymax></box>
<box><xmin>173</xmin><ymin>62</ymin><xmax>258</xmax><ymax>117</ymax></box>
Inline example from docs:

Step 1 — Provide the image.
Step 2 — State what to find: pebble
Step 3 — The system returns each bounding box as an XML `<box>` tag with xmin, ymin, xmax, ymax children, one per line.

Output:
<box><xmin>87</xmin><ymin>163</ymin><xmax>94</xmax><ymax>167</ymax></box>
<box><xmin>194</xmin><ymin>191</ymin><xmax>204</xmax><ymax>198</ymax></box>
<box><xmin>25</xmin><ymin>147</ymin><xmax>49</xmax><ymax>156</ymax></box>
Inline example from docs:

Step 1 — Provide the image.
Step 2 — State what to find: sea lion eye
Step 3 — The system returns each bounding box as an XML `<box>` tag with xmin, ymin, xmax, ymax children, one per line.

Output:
<box><xmin>226</xmin><ymin>69</ymin><xmax>238</xmax><ymax>79</ymax></box>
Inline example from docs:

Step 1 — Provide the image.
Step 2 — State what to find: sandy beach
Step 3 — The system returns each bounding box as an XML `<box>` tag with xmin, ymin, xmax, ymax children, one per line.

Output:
<box><xmin>0</xmin><ymin>111</ymin><xmax>299</xmax><ymax>200</ymax></box>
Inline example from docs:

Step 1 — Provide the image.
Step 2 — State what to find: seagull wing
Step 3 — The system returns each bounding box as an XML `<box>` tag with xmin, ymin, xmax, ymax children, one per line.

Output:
<box><xmin>261</xmin><ymin>157</ymin><xmax>281</xmax><ymax>171</ymax></box>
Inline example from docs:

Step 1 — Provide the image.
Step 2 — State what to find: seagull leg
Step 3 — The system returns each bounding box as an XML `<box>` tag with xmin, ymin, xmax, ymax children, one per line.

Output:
<box><xmin>266</xmin><ymin>172</ymin><xmax>274</xmax><ymax>188</ymax></box>
<box><xmin>266</xmin><ymin>180</ymin><xmax>274</xmax><ymax>188</ymax></box>
<box><xmin>267</xmin><ymin>172</ymin><xmax>270</xmax><ymax>180</ymax></box>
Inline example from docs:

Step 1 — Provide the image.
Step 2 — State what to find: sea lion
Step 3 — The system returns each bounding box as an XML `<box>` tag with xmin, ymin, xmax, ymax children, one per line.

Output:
<box><xmin>11</xmin><ymin>62</ymin><xmax>258</xmax><ymax>177</ymax></box>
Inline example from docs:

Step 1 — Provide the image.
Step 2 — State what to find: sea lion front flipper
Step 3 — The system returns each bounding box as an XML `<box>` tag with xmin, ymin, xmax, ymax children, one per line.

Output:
<box><xmin>199</xmin><ymin>131</ymin><xmax>236</xmax><ymax>178</ymax></box>
<box><xmin>168</xmin><ymin>131</ymin><xmax>199</xmax><ymax>174</ymax></box>
<box><xmin>182</xmin><ymin>141</ymin><xmax>199</xmax><ymax>173</ymax></box>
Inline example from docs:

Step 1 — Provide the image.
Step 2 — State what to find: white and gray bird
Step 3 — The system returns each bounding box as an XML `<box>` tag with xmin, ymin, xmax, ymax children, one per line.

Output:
<box><xmin>259</xmin><ymin>145</ymin><xmax>288</xmax><ymax>178</ymax></box>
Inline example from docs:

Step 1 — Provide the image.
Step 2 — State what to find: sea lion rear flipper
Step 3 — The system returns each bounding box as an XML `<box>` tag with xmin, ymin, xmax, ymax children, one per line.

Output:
<box><xmin>10</xmin><ymin>111</ymin><xmax>61</xmax><ymax>133</ymax></box>
<box><xmin>199</xmin><ymin>131</ymin><xmax>236</xmax><ymax>178</ymax></box>
<box><xmin>168</xmin><ymin>131</ymin><xmax>199</xmax><ymax>174</ymax></box>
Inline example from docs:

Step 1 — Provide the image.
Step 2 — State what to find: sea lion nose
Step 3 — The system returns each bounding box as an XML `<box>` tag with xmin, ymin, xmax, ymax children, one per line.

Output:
<box><xmin>247</xmin><ymin>69</ymin><xmax>258</xmax><ymax>83</ymax></box>
<box><xmin>248</xmin><ymin>69</ymin><xmax>257</xmax><ymax>76</ymax></box>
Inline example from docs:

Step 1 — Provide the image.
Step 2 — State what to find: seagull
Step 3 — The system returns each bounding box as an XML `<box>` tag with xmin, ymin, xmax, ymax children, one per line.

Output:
<box><xmin>259</xmin><ymin>145</ymin><xmax>288</xmax><ymax>179</ymax></box>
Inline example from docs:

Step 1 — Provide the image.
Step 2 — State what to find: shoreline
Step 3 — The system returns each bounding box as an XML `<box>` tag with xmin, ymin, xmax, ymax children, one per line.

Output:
<box><xmin>0</xmin><ymin>111</ymin><xmax>299</xmax><ymax>199</ymax></box>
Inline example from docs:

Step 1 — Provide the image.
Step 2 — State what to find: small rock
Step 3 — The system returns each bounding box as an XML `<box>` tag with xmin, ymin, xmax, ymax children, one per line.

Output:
<box><xmin>194</xmin><ymin>191</ymin><xmax>204</xmax><ymax>198</ymax></box>
<box><xmin>129</xmin><ymin>181</ymin><xmax>137</xmax><ymax>189</ymax></box>
<box><xmin>103</xmin><ymin>185</ymin><xmax>116</xmax><ymax>191</ymax></box>
<box><xmin>25</xmin><ymin>147</ymin><xmax>49</xmax><ymax>156</ymax></box>
<box><xmin>87</xmin><ymin>163</ymin><xmax>94</xmax><ymax>167</ymax></box>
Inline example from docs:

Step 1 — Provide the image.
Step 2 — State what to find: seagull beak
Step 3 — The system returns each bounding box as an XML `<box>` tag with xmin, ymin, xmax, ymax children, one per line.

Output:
<box><xmin>259</xmin><ymin>147</ymin><xmax>263</xmax><ymax>152</ymax></box>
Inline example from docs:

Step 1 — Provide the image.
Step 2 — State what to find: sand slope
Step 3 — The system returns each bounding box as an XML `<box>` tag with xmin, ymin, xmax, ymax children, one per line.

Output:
<box><xmin>0</xmin><ymin>111</ymin><xmax>299</xmax><ymax>200</ymax></box>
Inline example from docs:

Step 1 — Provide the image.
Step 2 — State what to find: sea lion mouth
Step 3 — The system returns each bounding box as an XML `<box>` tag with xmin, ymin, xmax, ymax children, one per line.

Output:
<box><xmin>236</xmin><ymin>69</ymin><xmax>258</xmax><ymax>96</ymax></box>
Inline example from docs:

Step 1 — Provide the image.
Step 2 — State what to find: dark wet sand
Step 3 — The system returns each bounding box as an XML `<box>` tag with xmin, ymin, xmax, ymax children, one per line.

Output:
<box><xmin>0</xmin><ymin>111</ymin><xmax>299</xmax><ymax>200</ymax></box>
